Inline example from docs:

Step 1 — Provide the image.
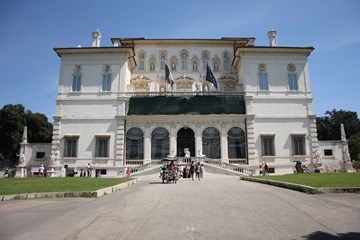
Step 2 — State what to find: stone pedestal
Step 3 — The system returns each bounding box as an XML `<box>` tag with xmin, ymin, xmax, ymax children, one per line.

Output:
<box><xmin>15</xmin><ymin>166</ymin><xmax>26</xmax><ymax>178</ymax></box>
<box><xmin>47</xmin><ymin>167</ymin><xmax>55</xmax><ymax>177</ymax></box>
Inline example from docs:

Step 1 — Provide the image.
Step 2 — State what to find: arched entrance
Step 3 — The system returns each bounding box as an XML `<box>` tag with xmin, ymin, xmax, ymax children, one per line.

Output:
<box><xmin>177</xmin><ymin>127</ymin><xmax>195</xmax><ymax>157</ymax></box>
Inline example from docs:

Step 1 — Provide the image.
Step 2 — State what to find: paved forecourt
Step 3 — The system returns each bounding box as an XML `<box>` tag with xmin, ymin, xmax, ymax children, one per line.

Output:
<box><xmin>0</xmin><ymin>172</ymin><xmax>359</xmax><ymax>240</ymax></box>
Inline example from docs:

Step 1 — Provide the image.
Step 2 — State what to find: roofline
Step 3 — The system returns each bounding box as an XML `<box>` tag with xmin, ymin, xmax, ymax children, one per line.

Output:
<box><xmin>234</xmin><ymin>46</ymin><xmax>314</xmax><ymax>56</ymax></box>
<box><xmin>53</xmin><ymin>46</ymin><xmax>134</xmax><ymax>58</ymax></box>
<box><xmin>111</xmin><ymin>37</ymin><xmax>256</xmax><ymax>47</ymax></box>
<box><xmin>232</xmin><ymin>46</ymin><xmax>314</xmax><ymax>68</ymax></box>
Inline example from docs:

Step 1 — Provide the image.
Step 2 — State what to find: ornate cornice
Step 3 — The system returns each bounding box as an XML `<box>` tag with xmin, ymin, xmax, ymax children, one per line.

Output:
<box><xmin>111</xmin><ymin>38</ymin><xmax>256</xmax><ymax>47</ymax></box>
<box><xmin>54</xmin><ymin>46</ymin><xmax>136</xmax><ymax>70</ymax></box>
<box><xmin>54</xmin><ymin>46</ymin><xmax>134</xmax><ymax>57</ymax></box>
<box><xmin>235</xmin><ymin>46</ymin><xmax>314</xmax><ymax>57</ymax></box>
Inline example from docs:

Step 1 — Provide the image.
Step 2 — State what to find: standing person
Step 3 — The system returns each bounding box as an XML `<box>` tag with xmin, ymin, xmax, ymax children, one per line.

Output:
<box><xmin>259</xmin><ymin>164</ymin><xmax>263</xmax><ymax>176</ymax></box>
<box><xmin>184</xmin><ymin>165</ymin><xmax>189</xmax><ymax>178</ymax></box>
<box><xmin>200</xmin><ymin>164</ymin><xmax>205</xmax><ymax>178</ymax></box>
<box><xmin>195</xmin><ymin>162</ymin><xmax>201</xmax><ymax>180</ymax></box>
<box><xmin>195</xmin><ymin>162</ymin><xmax>201</xmax><ymax>181</ymax></box>
<box><xmin>87</xmin><ymin>163</ymin><xmax>93</xmax><ymax>177</ymax></box>
<box><xmin>39</xmin><ymin>164</ymin><xmax>45</xmax><ymax>177</ymax></box>
<box><xmin>190</xmin><ymin>161</ymin><xmax>195</xmax><ymax>181</ymax></box>
<box><xmin>264</xmin><ymin>163</ymin><xmax>269</xmax><ymax>176</ymax></box>
<box><xmin>261</xmin><ymin>163</ymin><xmax>265</xmax><ymax>176</ymax></box>
<box><xmin>127</xmin><ymin>167</ymin><xmax>131</xmax><ymax>177</ymax></box>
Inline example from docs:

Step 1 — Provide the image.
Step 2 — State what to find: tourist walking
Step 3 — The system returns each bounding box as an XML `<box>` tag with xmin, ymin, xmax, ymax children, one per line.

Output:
<box><xmin>195</xmin><ymin>162</ymin><xmax>201</xmax><ymax>180</ymax></box>
<box><xmin>200</xmin><ymin>164</ymin><xmax>205</xmax><ymax>178</ymax></box>
<box><xmin>87</xmin><ymin>163</ymin><xmax>93</xmax><ymax>177</ymax></box>
<box><xmin>264</xmin><ymin>163</ymin><xmax>269</xmax><ymax>176</ymax></box>
<box><xmin>190</xmin><ymin>161</ymin><xmax>195</xmax><ymax>180</ymax></box>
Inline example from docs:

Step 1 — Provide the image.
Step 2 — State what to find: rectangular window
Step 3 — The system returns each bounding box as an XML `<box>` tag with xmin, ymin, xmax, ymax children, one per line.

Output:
<box><xmin>160</xmin><ymin>61</ymin><xmax>165</xmax><ymax>70</ymax></box>
<box><xmin>139</xmin><ymin>61</ymin><xmax>144</xmax><ymax>70</ymax></box>
<box><xmin>96</xmin><ymin>137</ymin><xmax>110</xmax><ymax>157</ymax></box>
<box><xmin>72</xmin><ymin>75</ymin><xmax>81</xmax><ymax>92</ymax></box>
<box><xmin>36</xmin><ymin>152</ymin><xmax>45</xmax><ymax>159</ymax></box>
<box><xmin>261</xmin><ymin>136</ymin><xmax>275</xmax><ymax>156</ymax></box>
<box><xmin>181</xmin><ymin>60</ymin><xmax>187</xmax><ymax>70</ymax></box>
<box><xmin>288</xmin><ymin>73</ymin><xmax>298</xmax><ymax>90</ymax></box>
<box><xmin>64</xmin><ymin>137</ymin><xmax>79</xmax><ymax>157</ymax></box>
<box><xmin>258</xmin><ymin>73</ymin><xmax>269</xmax><ymax>90</ymax></box>
<box><xmin>324</xmin><ymin>149</ymin><xmax>333</xmax><ymax>156</ymax></box>
<box><xmin>292</xmin><ymin>135</ymin><xmax>305</xmax><ymax>155</ymax></box>
<box><xmin>102</xmin><ymin>74</ymin><xmax>111</xmax><ymax>91</ymax></box>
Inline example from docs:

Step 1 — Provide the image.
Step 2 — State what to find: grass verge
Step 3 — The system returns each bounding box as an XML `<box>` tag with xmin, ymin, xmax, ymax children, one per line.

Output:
<box><xmin>252</xmin><ymin>173</ymin><xmax>360</xmax><ymax>188</ymax></box>
<box><xmin>0</xmin><ymin>177</ymin><xmax>133</xmax><ymax>195</ymax></box>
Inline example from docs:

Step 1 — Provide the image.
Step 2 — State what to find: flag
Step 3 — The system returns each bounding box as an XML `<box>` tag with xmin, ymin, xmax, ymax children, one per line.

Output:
<box><xmin>206</xmin><ymin>64</ymin><xmax>218</xmax><ymax>89</ymax></box>
<box><xmin>165</xmin><ymin>64</ymin><xmax>174</xmax><ymax>86</ymax></box>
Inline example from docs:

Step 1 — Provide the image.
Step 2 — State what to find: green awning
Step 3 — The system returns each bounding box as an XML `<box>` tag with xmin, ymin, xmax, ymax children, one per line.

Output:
<box><xmin>127</xmin><ymin>95</ymin><xmax>245</xmax><ymax>115</ymax></box>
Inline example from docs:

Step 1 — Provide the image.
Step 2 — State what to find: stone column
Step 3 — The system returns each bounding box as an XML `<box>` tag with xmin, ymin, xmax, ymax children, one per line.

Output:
<box><xmin>195</xmin><ymin>124</ymin><xmax>203</xmax><ymax>157</ymax></box>
<box><xmin>169</xmin><ymin>125</ymin><xmax>177</xmax><ymax>156</ymax></box>
<box><xmin>220</xmin><ymin>125</ymin><xmax>229</xmax><ymax>163</ymax></box>
<box><xmin>15</xmin><ymin>127</ymin><xmax>28</xmax><ymax>178</ymax></box>
<box><xmin>143</xmin><ymin>128</ymin><xmax>151</xmax><ymax>164</ymax></box>
<box><xmin>50</xmin><ymin>116</ymin><xmax>62</xmax><ymax>176</ymax></box>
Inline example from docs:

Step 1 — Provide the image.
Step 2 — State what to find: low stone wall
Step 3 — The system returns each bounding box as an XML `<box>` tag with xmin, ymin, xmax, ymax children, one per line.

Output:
<box><xmin>0</xmin><ymin>178</ymin><xmax>141</xmax><ymax>201</ymax></box>
<box><xmin>240</xmin><ymin>176</ymin><xmax>360</xmax><ymax>194</ymax></box>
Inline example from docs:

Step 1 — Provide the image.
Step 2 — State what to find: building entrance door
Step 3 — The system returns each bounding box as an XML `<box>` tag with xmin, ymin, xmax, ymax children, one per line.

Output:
<box><xmin>177</xmin><ymin>127</ymin><xmax>195</xmax><ymax>157</ymax></box>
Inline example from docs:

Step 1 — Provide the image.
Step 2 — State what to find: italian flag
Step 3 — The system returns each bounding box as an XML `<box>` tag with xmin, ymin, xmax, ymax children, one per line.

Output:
<box><xmin>165</xmin><ymin>64</ymin><xmax>174</xmax><ymax>86</ymax></box>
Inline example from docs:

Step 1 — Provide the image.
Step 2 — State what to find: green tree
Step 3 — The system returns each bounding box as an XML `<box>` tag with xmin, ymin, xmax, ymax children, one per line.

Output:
<box><xmin>0</xmin><ymin>104</ymin><xmax>53</xmax><ymax>166</ymax></box>
<box><xmin>316</xmin><ymin>109</ymin><xmax>360</xmax><ymax>161</ymax></box>
<box><xmin>317</xmin><ymin>109</ymin><xmax>360</xmax><ymax>140</ymax></box>
<box><xmin>349</xmin><ymin>133</ymin><xmax>360</xmax><ymax>161</ymax></box>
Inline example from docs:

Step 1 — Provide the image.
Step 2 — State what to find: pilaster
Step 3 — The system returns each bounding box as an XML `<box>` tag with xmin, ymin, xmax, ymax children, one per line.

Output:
<box><xmin>115</xmin><ymin>117</ymin><xmax>125</xmax><ymax>166</ymax></box>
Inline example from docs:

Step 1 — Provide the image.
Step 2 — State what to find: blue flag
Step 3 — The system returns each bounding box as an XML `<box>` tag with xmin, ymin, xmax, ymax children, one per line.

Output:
<box><xmin>206</xmin><ymin>65</ymin><xmax>218</xmax><ymax>89</ymax></box>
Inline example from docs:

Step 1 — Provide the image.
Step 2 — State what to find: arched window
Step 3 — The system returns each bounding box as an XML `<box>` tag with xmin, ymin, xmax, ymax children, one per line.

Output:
<box><xmin>180</xmin><ymin>49</ymin><xmax>188</xmax><ymax>71</ymax></box>
<box><xmin>202</xmin><ymin>127</ymin><xmax>221</xmax><ymax>159</ymax></box>
<box><xmin>192</xmin><ymin>56</ymin><xmax>199</xmax><ymax>71</ymax></box>
<box><xmin>228</xmin><ymin>127</ymin><xmax>246</xmax><ymax>159</ymax></box>
<box><xmin>223</xmin><ymin>51</ymin><xmax>230</xmax><ymax>71</ymax></box>
<box><xmin>151</xmin><ymin>127</ymin><xmax>169</xmax><ymax>159</ymax></box>
<box><xmin>149</xmin><ymin>57</ymin><xmax>156</xmax><ymax>72</ymax></box>
<box><xmin>201</xmin><ymin>50</ymin><xmax>209</xmax><ymax>70</ymax></box>
<box><xmin>138</xmin><ymin>50</ymin><xmax>146</xmax><ymax>71</ymax></box>
<box><xmin>126</xmin><ymin>127</ymin><xmax>144</xmax><ymax>160</ymax></box>
<box><xmin>170</xmin><ymin>56</ymin><xmax>177</xmax><ymax>71</ymax></box>
<box><xmin>212</xmin><ymin>56</ymin><xmax>220</xmax><ymax>72</ymax></box>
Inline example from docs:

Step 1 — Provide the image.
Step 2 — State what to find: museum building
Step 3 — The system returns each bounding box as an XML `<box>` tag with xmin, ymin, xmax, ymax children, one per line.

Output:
<box><xmin>20</xmin><ymin>29</ymin><xmax>342</xmax><ymax>177</ymax></box>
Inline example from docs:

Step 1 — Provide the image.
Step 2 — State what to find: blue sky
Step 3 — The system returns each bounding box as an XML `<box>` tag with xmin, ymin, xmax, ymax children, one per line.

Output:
<box><xmin>1</xmin><ymin>0</ymin><xmax>359</xmax><ymax>120</ymax></box>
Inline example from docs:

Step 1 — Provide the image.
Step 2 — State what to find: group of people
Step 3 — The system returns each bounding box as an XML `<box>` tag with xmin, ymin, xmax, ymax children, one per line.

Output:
<box><xmin>79</xmin><ymin>163</ymin><xmax>93</xmax><ymax>177</ymax></box>
<box><xmin>160</xmin><ymin>161</ymin><xmax>205</xmax><ymax>181</ymax></box>
<box><xmin>259</xmin><ymin>162</ymin><xmax>269</xmax><ymax>176</ymax></box>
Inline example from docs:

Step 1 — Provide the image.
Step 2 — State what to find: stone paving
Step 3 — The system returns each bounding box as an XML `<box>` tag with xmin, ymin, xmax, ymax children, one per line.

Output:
<box><xmin>0</xmin><ymin>172</ymin><xmax>359</xmax><ymax>240</ymax></box>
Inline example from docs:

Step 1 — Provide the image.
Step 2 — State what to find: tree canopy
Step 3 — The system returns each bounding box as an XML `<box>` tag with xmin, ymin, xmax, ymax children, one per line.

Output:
<box><xmin>0</xmin><ymin>104</ymin><xmax>53</xmax><ymax>166</ymax></box>
<box><xmin>316</xmin><ymin>109</ymin><xmax>360</xmax><ymax>161</ymax></box>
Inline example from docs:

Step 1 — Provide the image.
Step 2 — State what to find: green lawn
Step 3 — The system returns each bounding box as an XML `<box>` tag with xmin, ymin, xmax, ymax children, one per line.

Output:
<box><xmin>254</xmin><ymin>173</ymin><xmax>360</xmax><ymax>188</ymax></box>
<box><xmin>0</xmin><ymin>177</ymin><xmax>133</xmax><ymax>195</ymax></box>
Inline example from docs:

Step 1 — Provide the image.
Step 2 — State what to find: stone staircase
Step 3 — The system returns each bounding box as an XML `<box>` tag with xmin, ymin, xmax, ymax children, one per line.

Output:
<box><xmin>130</xmin><ymin>157</ymin><xmax>254</xmax><ymax>176</ymax></box>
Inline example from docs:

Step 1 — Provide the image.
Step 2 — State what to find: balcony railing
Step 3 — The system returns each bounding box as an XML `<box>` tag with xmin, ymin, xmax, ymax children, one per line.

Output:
<box><xmin>124</xmin><ymin>91</ymin><xmax>244</xmax><ymax>97</ymax></box>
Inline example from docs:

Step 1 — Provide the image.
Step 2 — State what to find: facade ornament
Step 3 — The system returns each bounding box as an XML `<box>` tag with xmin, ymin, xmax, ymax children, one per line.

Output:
<box><xmin>287</xmin><ymin>63</ymin><xmax>296</xmax><ymax>73</ymax></box>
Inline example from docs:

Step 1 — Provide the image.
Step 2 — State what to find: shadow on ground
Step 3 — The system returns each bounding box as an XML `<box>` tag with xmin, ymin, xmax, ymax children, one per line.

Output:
<box><xmin>303</xmin><ymin>231</ymin><xmax>360</xmax><ymax>240</ymax></box>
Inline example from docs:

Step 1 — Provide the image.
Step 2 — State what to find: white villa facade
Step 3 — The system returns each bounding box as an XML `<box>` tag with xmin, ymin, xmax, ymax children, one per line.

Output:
<box><xmin>14</xmin><ymin>30</ymin><xmax>352</xmax><ymax>178</ymax></box>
